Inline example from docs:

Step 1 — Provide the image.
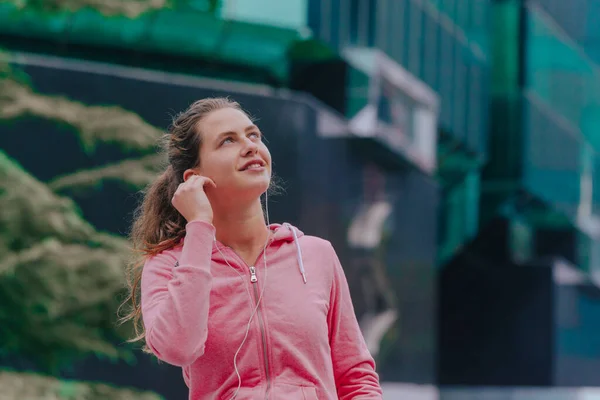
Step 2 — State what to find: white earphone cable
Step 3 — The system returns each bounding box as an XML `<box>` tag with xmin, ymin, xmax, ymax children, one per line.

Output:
<box><xmin>220</xmin><ymin>190</ymin><xmax>270</xmax><ymax>400</ymax></box>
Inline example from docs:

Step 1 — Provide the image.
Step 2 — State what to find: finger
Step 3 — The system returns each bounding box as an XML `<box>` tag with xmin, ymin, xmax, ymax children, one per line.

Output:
<box><xmin>184</xmin><ymin>171</ymin><xmax>202</xmax><ymax>183</ymax></box>
<box><xmin>192</xmin><ymin>175</ymin><xmax>216</xmax><ymax>189</ymax></box>
<box><xmin>202</xmin><ymin>177</ymin><xmax>217</xmax><ymax>189</ymax></box>
<box><xmin>186</xmin><ymin>174</ymin><xmax>200</xmax><ymax>183</ymax></box>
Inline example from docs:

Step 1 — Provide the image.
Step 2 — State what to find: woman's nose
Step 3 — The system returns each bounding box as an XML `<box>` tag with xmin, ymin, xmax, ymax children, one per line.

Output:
<box><xmin>241</xmin><ymin>138</ymin><xmax>259</xmax><ymax>155</ymax></box>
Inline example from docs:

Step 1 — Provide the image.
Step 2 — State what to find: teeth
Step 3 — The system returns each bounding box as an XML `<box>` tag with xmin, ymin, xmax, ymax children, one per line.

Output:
<box><xmin>245</xmin><ymin>163</ymin><xmax>262</xmax><ymax>170</ymax></box>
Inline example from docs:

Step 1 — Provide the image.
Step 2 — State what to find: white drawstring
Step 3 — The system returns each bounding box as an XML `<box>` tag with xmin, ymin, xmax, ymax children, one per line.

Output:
<box><xmin>284</xmin><ymin>223</ymin><xmax>306</xmax><ymax>284</ymax></box>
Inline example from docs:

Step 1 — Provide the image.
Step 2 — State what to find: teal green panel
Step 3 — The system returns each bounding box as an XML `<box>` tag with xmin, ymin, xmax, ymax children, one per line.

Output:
<box><xmin>425</xmin><ymin>0</ymin><xmax>490</xmax><ymax>53</ymax></box>
<box><xmin>581</xmin><ymin>105</ymin><xmax>600</xmax><ymax>151</ymax></box>
<box><xmin>522</xmin><ymin>94</ymin><xmax>583</xmax><ymax>218</ymax></box>
<box><xmin>525</xmin><ymin>8</ymin><xmax>598</xmax><ymax>131</ymax></box>
<box><xmin>142</xmin><ymin>10</ymin><xmax>225</xmax><ymax>55</ymax></box>
<box><xmin>0</xmin><ymin>4</ymin><xmax>306</xmax><ymax>83</ymax></box>
<box><xmin>213</xmin><ymin>21</ymin><xmax>300</xmax><ymax>76</ymax></box>
<box><xmin>0</xmin><ymin>3</ymin><xmax>71</xmax><ymax>37</ymax></box>
<box><xmin>68</xmin><ymin>9</ymin><xmax>153</xmax><ymax>49</ymax></box>
<box><xmin>438</xmin><ymin>169</ymin><xmax>481</xmax><ymax>266</ymax></box>
<box><xmin>491</xmin><ymin>0</ymin><xmax>521</xmax><ymax>96</ymax></box>
<box><xmin>220</xmin><ymin>0</ymin><xmax>309</xmax><ymax>29</ymax></box>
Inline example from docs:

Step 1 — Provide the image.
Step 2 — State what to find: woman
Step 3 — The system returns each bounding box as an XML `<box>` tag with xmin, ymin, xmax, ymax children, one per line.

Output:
<box><xmin>122</xmin><ymin>98</ymin><xmax>383</xmax><ymax>399</ymax></box>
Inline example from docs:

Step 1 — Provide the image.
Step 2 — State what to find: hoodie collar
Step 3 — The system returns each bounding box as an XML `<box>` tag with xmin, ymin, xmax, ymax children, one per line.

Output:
<box><xmin>211</xmin><ymin>222</ymin><xmax>304</xmax><ymax>254</ymax></box>
<box><xmin>210</xmin><ymin>222</ymin><xmax>307</xmax><ymax>283</ymax></box>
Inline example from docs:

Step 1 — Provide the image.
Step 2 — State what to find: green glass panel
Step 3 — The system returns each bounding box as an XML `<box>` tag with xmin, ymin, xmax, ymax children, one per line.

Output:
<box><xmin>68</xmin><ymin>9</ymin><xmax>152</xmax><ymax>48</ymax></box>
<box><xmin>0</xmin><ymin>3</ymin><xmax>71</xmax><ymax>37</ymax></box>
<box><xmin>220</xmin><ymin>0</ymin><xmax>309</xmax><ymax>29</ymax></box>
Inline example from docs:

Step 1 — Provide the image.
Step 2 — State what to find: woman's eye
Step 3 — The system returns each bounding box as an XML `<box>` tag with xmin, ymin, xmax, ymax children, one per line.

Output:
<box><xmin>249</xmin><ymin>132</ymin><xmax>261</xmax><ymax>139</ymax></box>
<box><xmin>222</xmin><ymin>137</ymin><xmax>234</xmax><ymax>145</ymax></box>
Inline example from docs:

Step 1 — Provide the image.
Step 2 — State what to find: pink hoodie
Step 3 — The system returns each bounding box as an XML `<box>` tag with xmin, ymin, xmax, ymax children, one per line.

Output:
<box><xmin>141</xmin><ymin>220</ymin><xmax>383</xmax><ymax>399</ymax></box>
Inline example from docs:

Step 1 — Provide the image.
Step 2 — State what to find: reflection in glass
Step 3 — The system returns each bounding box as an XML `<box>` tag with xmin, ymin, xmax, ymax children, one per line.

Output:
<box><xmin>346</xmin><ymin>163</ymin><xmax>398</xmax><ymax>358</ymax></box>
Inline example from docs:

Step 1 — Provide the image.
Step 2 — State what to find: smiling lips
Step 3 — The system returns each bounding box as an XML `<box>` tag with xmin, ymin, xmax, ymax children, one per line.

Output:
<box><xmin>240</xmin><ymin>159</ymin><xmax>266</xmax><ymax>171</ymax></box>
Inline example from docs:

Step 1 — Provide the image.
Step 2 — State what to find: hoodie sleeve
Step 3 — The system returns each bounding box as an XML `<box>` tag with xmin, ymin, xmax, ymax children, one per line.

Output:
<box><xmin>326</xmin><ymin>243</ymin><xmax>384</xmax><ymax>399</ymax></box>
<box><xmin>141</xmin><ymin>220</ymin><xmax>215</xmax><ymax>367</ymax></box>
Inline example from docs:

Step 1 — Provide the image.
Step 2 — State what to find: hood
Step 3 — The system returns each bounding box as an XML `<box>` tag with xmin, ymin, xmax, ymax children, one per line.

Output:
<box><xmin>268</xmin><ymin>222</ymin><xmax>305</xmax><ymax>244</ymax></box>
<box><xmin>211</xmin><ymin>222</ymin><xmax>304</xmax><ymax>254</ymax></box>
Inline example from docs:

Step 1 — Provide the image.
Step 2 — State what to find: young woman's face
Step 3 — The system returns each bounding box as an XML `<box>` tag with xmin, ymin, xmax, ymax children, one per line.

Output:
<box><xmin>196</xmin><ymin>107</ymin><xmax>271</xmax><ymax>201</ymax></box>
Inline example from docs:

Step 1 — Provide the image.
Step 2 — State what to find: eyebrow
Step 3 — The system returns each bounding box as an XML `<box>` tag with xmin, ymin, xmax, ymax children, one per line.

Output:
<box><xmin>214</xmin><ymin>125</ymin><xmax>260</xmax><ymax>143</ymax></box>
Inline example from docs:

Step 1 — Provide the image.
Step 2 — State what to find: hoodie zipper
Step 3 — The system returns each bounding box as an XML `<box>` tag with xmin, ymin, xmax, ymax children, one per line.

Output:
<box><xmin>249</xmin><ymin>265</ymin><xmax>271</xmax><ymax>399</ymax></box>
<box><xmin>225</xmin><ymin>247</ymin><xmax>271</xmax><ymax>399</ymax></box>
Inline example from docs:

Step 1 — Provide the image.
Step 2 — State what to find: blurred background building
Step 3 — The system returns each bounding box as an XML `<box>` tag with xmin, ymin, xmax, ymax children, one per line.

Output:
<box><xmin>1</xmin><ymin>0</ymin><xmax>600</xmax><ymax>399</ymax></box>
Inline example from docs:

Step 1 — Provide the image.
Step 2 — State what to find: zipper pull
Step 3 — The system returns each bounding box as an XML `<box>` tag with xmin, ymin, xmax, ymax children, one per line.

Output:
<box><xmin>249</xmin><ymin>266</ymin><xmax>258</xmax><ymax>283</ymax></box>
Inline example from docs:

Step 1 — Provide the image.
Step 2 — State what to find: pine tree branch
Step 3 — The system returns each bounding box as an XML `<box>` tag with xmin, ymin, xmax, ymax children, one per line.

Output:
<box><xmin>0</xmin><ymin>78</ymin><xmax>163</xmax><ymax>154</ymax></box>
<box><xmin>48</xmin><ymin>153</ymin><xmax>166</xmax><ymax>193</ymax></box>
<box><xmin>0</xmin><ymin>370</ymin><xmax>164</xmax><ymax>400</ymax></box>
<box><xmin>0</xmin><ymin>151</ymin><xmax>133</xmax><ymax>370</ymax></box>
<box><xmin>6</xmin><ymin>0</ymin><xmax>173</xmax><ymax>18</ymax></box>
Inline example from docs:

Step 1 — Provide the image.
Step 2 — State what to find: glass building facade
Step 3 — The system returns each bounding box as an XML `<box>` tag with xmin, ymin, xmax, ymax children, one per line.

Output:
<box><xmin>307</xmin><ymin>0</ymin><xmax>491</xmax><ymax>157</ymax></box>
<box><xmin>305</xmin><ymin>0</ymin><xmax>492</xmax><ymax>267</ymax></box>
<box><xmin>486</xmin><ymin>0</ymin><xmax>600</xmax><ymax>270</ymax></box>
<box><xmin>523</xmin><ymin>1</ymin><xmax>600</xmax><ymax>224</ymax></box>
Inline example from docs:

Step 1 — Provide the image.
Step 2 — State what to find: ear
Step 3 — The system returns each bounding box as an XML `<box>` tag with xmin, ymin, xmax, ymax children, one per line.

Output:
<box><xmin>183</xmin><ymin>168</ymin><xmax>198</xmax><ymax>182</ymax></box>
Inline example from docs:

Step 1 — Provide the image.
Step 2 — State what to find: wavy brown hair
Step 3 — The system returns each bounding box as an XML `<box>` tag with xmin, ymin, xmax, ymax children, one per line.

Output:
<box><xmin>119</xmin><ymin>97</ymin><xmax>244</xmax><ymax>350</ymax></box>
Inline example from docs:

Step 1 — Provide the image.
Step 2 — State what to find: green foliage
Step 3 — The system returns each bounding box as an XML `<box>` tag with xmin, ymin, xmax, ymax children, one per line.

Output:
<box><xmin>0</xmin><ymin>50</ymin><xmax>166</xmax><ymax>371</ymax></box>
<box><xmin>49</xmin><ymin>154</ymin><xmax>166</xmax><ymax>194</ymax></box>
<box><xmin>0</xmin><ymin>76</ymin><xmax>163</xmax><ymax>154</ymax></box>
<box><xmin>0</xmin><ymin>152</ymin><xmax>98</xmax><ymax>252</ymax></box>
<box><xmin>5</xmin><ymin>0</ymin><xmax>173</xmax><ymax>18</ymax></box>
<box><xmin>0</xmin><ymin>151</ymin><xmax>134</xmax><ymax>371</ymax></box>
<box><xmin>0</xmin><ymin>370</ymin><xmax>164</xmax><ymax>399</ymax></box>
<box><xmin>0</xmin><ymin>49</ymin><xmax>164</xmax><ymax>190</ymax></box>
<box><xmin>0</xmin><ymin>1</ymin><xmax>174</xmax><ymax>397</ymax></box>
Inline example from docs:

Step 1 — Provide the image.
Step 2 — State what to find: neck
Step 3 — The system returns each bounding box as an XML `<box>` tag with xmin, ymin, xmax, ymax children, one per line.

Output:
<box><xmin>212</xmin><ymin>199</ymin><xmax>269</xmax><ymax>255</ymax></box>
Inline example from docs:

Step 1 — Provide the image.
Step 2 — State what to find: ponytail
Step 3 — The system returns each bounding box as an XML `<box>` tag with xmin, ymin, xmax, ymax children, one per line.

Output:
<box><xmin>137</xmin><ymin>165</ymin><xmax>187</xmax><ymax>253</ymax></box>
<box><xmin>119</xmin><ymin>165</ymin><xmax>186</xmax><ymax>350</ymax></box>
